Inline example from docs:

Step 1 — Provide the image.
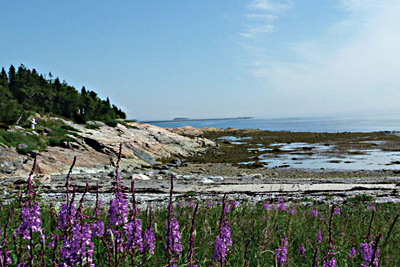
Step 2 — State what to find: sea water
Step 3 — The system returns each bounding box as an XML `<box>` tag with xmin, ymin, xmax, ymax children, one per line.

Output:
<box><xmin>147</xmin><ymin>114</ymin><xmax>400</xmax><ymax>132</ymax></box>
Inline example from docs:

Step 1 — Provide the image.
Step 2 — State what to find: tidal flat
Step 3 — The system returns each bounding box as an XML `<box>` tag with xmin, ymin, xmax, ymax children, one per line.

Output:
<box><xmin>176</xmin><ymin>129</ymin><xmax>400</xmax><ymax>178</ymax></box>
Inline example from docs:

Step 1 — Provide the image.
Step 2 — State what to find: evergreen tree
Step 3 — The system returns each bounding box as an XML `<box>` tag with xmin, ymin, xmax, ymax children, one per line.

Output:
<box><xmin>0</xmin><ymin>68</ymin><xmax>8</xmax><ymax>88</ymax></box>
<box><xmin>0</xmin><ymin>64</ymin><xmax>127</xmax><ymax>124</ymax></box>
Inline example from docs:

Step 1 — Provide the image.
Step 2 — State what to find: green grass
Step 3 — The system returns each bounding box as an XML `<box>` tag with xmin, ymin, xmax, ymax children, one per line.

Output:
<box><xmin>0</xmin><ymin>118</ymin><xmax>83</xmax><ymax>154</ymax></box>
<box><xmin>0</xmin><ymin>129</ymin><xmax>46</xmax><ymax>154</ymax></box>
<box><xmin>1</xmin><ymin>195</ymin><xmax>399</xmax><ymax>266</ymax></box>
<box><xmin>85</xmin><ymin>123</ymin><xmax>101</xmax><ymax>130</ymax></box>
<box><xmin>37</xmin><ymin>118</ymin><xmax>78</xmax><ymax>147</ymax></box>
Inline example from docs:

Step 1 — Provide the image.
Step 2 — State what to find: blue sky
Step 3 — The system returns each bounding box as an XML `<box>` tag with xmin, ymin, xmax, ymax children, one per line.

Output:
<box><xmin>1</xmin><ymin>0</ymin><xmax>400</xmax><ymax>120</ymax></box>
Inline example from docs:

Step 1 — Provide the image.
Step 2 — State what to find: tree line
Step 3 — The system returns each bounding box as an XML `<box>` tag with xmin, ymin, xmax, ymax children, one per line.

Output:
<box><xmin>0</xmin><ymin>64</ymin><xmax>126</xmax><ymax>125</ymax></box>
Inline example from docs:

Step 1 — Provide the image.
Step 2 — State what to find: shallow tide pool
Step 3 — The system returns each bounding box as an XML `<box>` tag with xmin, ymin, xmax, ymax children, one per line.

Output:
<box><xmin>241</xmin><ymin>142</ymin><xmax>400</xmax><ymax>170</ymax></box>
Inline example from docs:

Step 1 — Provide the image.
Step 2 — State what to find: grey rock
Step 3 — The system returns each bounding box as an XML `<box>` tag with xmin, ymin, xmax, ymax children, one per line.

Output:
<box><xmin>200</xmin><ymin>178</ymin><xmax>214</xmax><ymax>184</ymax></box>
<box><xmin>208</xmin><ymin>176</ymin><xmax>224</xmax><ymax>181</ymax></box>
<box><xmin>159</xmin><ymin>170</ymin><xmax>174</xmax><ymax>177</ymax></box>
<box><xmin>4</xmin><ymin>168</ymin><xmax>14</xmax><ymax>174</ymax></box>
<box><xmin>0</xmin><ymin>161</ymin><xmax>12</xmax><ymax>168</ymax></box>
<box><xmin>13</xmin><ymin>158</ymin><xmax>24</xmax><ymax>168</ymax></box>
<box><xmin>17</xmin><ymin>143</ymin><xmax>28</xmax><ymax>150</ymax></box>
<box><xmin>171</xmin><ymin>158</ymin><xmax>182</xmax><ymax>166</ymax></box>
<box><xmin>35</xmin><ymin>174</ymin><xmax>52</xmax><ymax>184</ymax></box>
<box><xmin>60</xmin><ymin>141</ymin><xmax>70</xmax><ymax>148</ymax></box>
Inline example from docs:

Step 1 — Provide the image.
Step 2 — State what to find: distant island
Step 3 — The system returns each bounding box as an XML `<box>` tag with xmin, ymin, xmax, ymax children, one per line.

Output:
<box><xmin>142</xmin><ymin>116</ymin><xmax>253</xmax><ymax>123</ymax></box>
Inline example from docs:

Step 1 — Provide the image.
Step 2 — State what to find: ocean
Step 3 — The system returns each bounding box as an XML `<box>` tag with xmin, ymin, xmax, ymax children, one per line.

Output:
<box><xmin>146</xmin><ymin>114</ymin><xmax>400</xmax><ymax>133</ymax></box>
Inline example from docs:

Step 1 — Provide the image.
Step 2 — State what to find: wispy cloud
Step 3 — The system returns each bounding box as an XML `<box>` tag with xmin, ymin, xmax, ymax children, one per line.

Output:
<box><xmin>237</xmin><ymin>0</ymin><xmax>400</xmax><ymax>117</ymax></box>
<box><xmin>249</xmin><ymin>0</ymin><xmax>293</xmax><ymax>12</ymax></box>
<box><xmin>239</xmin><ymin>0</ymin><xmax>293</xmax><ymax>39</ymax></box>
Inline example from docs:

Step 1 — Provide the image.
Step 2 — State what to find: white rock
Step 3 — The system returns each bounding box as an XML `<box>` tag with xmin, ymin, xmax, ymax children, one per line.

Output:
<box><xmin>200</xmin><ymin>178</ymin><xmax>214</xmax><ymax>184</ymax></box>
<box><xmin>131</xmin><ymin>174</ymin><xmax>151</xmax><ymax>180</ymax></box>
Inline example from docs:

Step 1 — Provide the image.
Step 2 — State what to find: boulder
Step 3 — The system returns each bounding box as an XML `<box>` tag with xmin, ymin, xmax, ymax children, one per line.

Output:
<box><xmin>131</xmin><ymin>174</ymin><xmax>151</xmax><ymax>180</ymax></box>
<box><xmin>200</xmin><ymin>178</ymin><xmax>214</xmax><ymax>184</ymax></box>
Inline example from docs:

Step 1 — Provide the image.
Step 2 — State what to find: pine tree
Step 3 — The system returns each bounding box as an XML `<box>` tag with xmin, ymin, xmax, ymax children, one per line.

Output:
<box><xmin>0</xmin><ymin>68</ymin><xmax>8</xmax><ymax>88</ymax></box>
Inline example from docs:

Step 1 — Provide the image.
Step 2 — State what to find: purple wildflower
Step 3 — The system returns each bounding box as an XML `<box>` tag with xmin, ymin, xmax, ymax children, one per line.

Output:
<box><xmin>322</xmin><ymin>250</ymin><xmax>336</xmax><ymax>267</ymax></box>
<box><xmin>58</xmin><ymin>202</ymin><xmax>76</xmax><ymax>232</ymax></box>
<box><xmin>124</xmin><ymin>218</ymin><xmax>144</xmax><ymax>252</ymax></box>
<box><xmin>91</xmin><ymin>221</ymin><xmax>104</xmax><ymax>238</ymax></box>
<box><xmin>317</xmin><ymin>231</ymin><xmax>323</xmax><ymax>243</ymax></box>
<box><xmin>59</xmin><ymin>223</ymin><xmax>94</xmax><ymax>267</ymax></box>
<box><xmin>15</xmin><ymin>202</ymin><xmax>43</xmax><ymax>240</ymax></box>
<box><xmin>224</xmin><ymin>204</ymin><xmax>230</xmax><ymax>214</ymax></box>
<box><xmin>367</xmin><ymin>203</ymin><xmax>376</xmax><ymax>211</ymax></box>
<box><xmin>360</xmin><ymin>241</ymin><xmax>379</xmax><ymax>267</ymax></box>
<box><xmin>288</xmin><ymin>209</ymin><xmax>297</xmax><ymax>215</ymax></box>
<box><xmin>108</xmin><ymin>191</ymin><xmax>129</xmax><ymax>227</ymax></box>
<box><xmin>0</xmin><ymin>230</ymin><xmax>11</xmax><ymax>266</ymax></box>
<box><xmin>166</xmin><ymin>219</ymin><xmax>183</xmax><ymax>258</ymax></box>
<box><xmin>311</xmin><ymin>209</ymin><xmax>318</xmax><ymax>218</ymax></box>
<box><xmin>273</xmin><ymin>204</ymin><xmax>278</xmax><ymax>211</ymax></box>
<box><xmin>212</xmin><ymin>220</ymin><xmax>232</xmax><ymax>262</ymax></box>
<box><xmin>349</xmin><ymin>246</ymin><xmax>356</xmax><ymax>259</ymax></box>
<box><xmin>275</xmin><ymin>239</ymin><xmax>288</xmax><ymax>266</ymax></box>
<box><xmin>300</xmin><ymin>243</ymin><xmax>306</xmax><ymax>256</ymax></box>
<box><xmin>231</xmin><ymin>200</ymin><xmax>238</xmax><ymax>208</ymax></box>
<box><xmin>278</xmin><ymin>199</ymin><xmax>286</xmax><ymax>211</ymax></box>
<box><xmin>144</xmin><ymin>228</ymin><xmax>156</xmax><ymax>254</ymax></box>
<box><xmin>334</xmin><ymin>207</ymin><xmax>341</xmax><ymax>215</ymax></box>
<box><xmin>263</xmin><ymin>203</ymin><xmax>270</xmax><ymax>211</ymax></box>
<box><xmin>207</xmin><ymin>202</ymin><xmax>213</xmax><ymax>208</ymax></box>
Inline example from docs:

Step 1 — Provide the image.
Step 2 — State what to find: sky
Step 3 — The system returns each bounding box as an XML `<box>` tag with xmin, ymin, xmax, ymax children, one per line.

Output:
<box><xmin>1</xmin><ymin>0</ymin><xmax>400</xmax><ymax>120</ymax></box>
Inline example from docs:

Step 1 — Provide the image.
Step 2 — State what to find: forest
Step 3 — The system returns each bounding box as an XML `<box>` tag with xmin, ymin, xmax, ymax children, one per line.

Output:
<box><xmin>0</xmin><ymin>64</ymin><xmax>126</xmax><ymax>126</ymax></box>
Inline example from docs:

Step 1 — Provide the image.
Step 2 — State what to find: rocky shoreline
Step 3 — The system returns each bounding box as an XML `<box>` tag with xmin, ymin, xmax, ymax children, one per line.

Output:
<box><xmin>0</xmin><ymin>119</ymin><xmax>215</xmax><ymax>178</ymax></box>
<box><xmin>2</xmin><ymin>123</ymin><xmax>400</xmax><ymax>206</ymax></box>
<box><xmin>2</xmin><ymin>162</ymin><xmax>400</xmax><ymax>208</ymax></box>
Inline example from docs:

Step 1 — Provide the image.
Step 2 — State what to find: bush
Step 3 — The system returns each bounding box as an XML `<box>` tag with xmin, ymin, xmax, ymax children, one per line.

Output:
<box><xmin>104</xmin><ymin>119</ymin><xmax>118</xmax><ymax>127</ymax></box>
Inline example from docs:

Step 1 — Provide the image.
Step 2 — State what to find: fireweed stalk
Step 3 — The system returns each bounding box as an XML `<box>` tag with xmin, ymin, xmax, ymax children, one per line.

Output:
<box><xmin>322</xmin><ymin>206</ymin><xmax>337</xmax><ymax>267</ymax></box>
<box><xmin>213</xmin><ymin>195</ymin><xmax>232</xmax><ymax>267</ymax></box>
<box><xmin>57</xmin><ymin>158</ymin><xmax>80</xmax><ymax>266</ymax></box>
<box><xmin>275</xmin><ymin>238</ymin><xmax>288</xmax><ymax>266</ymax></box>
<box><xmin>187</xmin><ymin>203</ymin><xmax>199</xmax><ymax>267</ymax></box>
<box><xmin>13</xmin><ymin>154</ymin><xmax>45</xmax><ymax>266</ymax></box>
<box><xmin>360</xmin><ymin>233</ymin><xmax>382</xmax><ymax>267</ymax></box>
<box><xmin>165</xmin><ymin>174</ymin><xmax>183</xmax><ymax>266</ymax></box>
<box><xmin>123</xmin><ymin>180</ymin><xmax>144</xmax><ymax>266</ymax></box>
<box><xmin>143</xmin><ymin>206</ymin><xmax>155</xmax><ymax>255</ymax></box>
<box><xmin>105</xmin><ymin>143</ymin><xmax>130</xmax><ymax>266</ymax></box>
<box><xmin>59</xmin><ymin>182</ymin><xmax>95</xmax><ymax>267</ymax></box>
<box><xmin>91</xmin><ymin>183</ymin><xmax>104</xmax><ymax>264</ymax></box>
<box><xmin>0</xmin><ymin>210</ymin><xmax>12</xmax><ymax>266</ymax></box>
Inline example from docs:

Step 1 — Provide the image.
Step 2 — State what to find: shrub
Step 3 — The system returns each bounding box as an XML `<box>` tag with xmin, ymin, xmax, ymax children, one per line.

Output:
<box><xmin>104</xmin><ymin>119</ymin><xmax>118</xmax><ymax>127</ymax></box>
